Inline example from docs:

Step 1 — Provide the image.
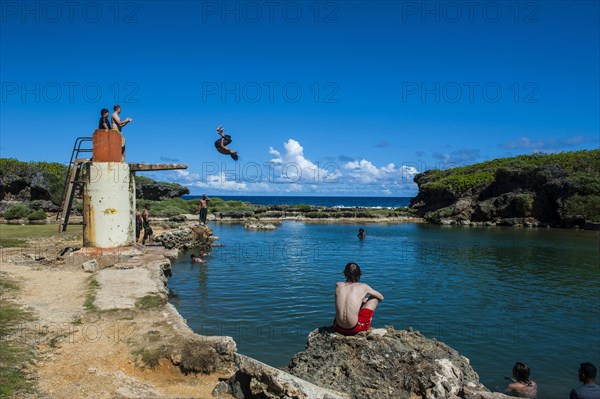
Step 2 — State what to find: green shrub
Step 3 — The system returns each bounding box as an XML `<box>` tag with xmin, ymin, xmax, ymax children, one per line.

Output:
<box><xmin>564</xmin><ymin>195</ymin><xmax>600</xmax><ymax>222</ymax></box>
<box><xmin>27</xmin><ymin>210</ymin><xmax>46</xmax><ymax>221</ymax></box>
<box><xmin>3</xmin><ymin>204</ymin><xmax>31</xmax><ymax>220</ymax></box>
<box><xmin>306</xmin><ymin>212</ymin><xmax>329</xmax><ymax>218</ymax></box>
<box><xmin>513</xmin><ymin>193</ymin><xmax>534</xmax><ymax>216</ymax></box>
<box><xmin>179</xmin><ymin>340</ymin><xmax>219</xmax><ymax>374</ymax></box>
<box><xmin>290</xmin><ymin>204</ymin><xmax>313</xmax><ymax>212</ymax></box>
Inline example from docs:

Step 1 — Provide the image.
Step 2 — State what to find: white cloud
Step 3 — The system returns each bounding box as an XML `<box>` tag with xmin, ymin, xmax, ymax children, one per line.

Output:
<box><xmin>162</xmin><ymin>138</ymin><xmax>420</xmax><ymax>195</ymax></box>
<box><xmin>342</xmin><ymin>159</ymin><xmax>418</xmax><ymax>185</ymax></box>
<box><xmin>268</xmin><ymin>139</ymin><xmax>337</xmax><ymax>184</ymax></box>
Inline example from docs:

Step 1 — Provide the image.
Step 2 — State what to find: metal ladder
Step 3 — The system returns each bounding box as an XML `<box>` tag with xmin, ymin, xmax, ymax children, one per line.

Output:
<box><xmin>57</xmin><ymin>137</ymin><xmax>93</xmax><ymax>232</ymax></box>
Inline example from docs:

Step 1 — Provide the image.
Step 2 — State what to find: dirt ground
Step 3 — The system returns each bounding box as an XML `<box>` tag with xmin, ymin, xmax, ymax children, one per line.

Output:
<box><xmin>1</xmin><ymin>233</ymin><xmax>235</xmax><ymax>399</ymax></box>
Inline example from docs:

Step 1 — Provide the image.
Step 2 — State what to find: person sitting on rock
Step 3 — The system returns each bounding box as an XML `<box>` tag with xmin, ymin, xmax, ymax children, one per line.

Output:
<box><xmin>191</xmin><ymin>254</ymin><xmax>205</xmax><ymax>264</ymax></box>
<box><xmin>214</xmin><ymin>125</ymin><xmax>238</xmax><ymax>161</ymax></box>
<box><xmin>333</xmin><ymin>262</ymin><xmax>384</xmax><ymax>335</ymax></box>
<box><xmin>503</xmin><ymin>362</ymin><xmax>537</xmax><ymax>398</ymax></box>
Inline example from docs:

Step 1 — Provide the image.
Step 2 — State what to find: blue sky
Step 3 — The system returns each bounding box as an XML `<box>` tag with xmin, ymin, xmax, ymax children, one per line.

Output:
<box><xmin>1</xmin><ymin>0</ymin><xmax>598</xmax><ymax>196</ymax></box>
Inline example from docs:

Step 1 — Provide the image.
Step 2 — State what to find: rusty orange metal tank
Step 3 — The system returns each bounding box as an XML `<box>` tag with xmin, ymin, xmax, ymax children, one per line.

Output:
<box><xmin>92</xmin><ymin>129</ymin><xmax>122</xmax><ymax>162</ymax></box>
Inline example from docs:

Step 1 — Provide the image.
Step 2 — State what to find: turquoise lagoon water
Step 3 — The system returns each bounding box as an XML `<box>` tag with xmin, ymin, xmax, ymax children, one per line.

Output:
<box><xmin>168</xmin><ymin>222</ymin><xmax>599</xmax><ymax>399</ymax></box>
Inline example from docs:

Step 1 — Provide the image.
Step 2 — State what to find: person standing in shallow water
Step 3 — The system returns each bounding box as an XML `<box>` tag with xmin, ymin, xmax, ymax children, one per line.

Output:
<box><xmin>503</xmin><ymin>362</ymin><xmax>537</xmax><ymax>398</ymax></box>
<box><xmin>570</xmin><ymin>363</ymin><xmax>600</xmax><ymax>399</ymax></box>
<box><xmin>199</xmin><ymin>194</ymin><xmax>209</xmax><ymax>225</ymax></box>
<box><xmin>333</xmin><ymin>262</ymin><xmax>384</xmax><ymax>335</ymax></box>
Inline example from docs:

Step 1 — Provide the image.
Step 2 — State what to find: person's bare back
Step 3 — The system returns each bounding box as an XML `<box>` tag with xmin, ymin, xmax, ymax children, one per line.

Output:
<box><xmin>334</xmin><ymin>262</ymin><xmax>384</xmax><ymax>334</ymax></box>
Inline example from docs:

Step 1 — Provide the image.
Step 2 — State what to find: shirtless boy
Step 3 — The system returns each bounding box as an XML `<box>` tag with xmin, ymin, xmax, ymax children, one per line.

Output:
<box><xmin>214</xmin><ymin>125</ymin><xmax>239</xmax><ymax>161</ymax></box>
<box><xmin>334</xmin><ymin>262</ymin><xmax>384</xmax><ymax>335</ymax></box>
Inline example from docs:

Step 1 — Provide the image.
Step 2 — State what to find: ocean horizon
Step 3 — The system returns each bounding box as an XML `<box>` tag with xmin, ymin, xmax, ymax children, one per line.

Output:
<box><xmin>182</xmin><ymin>195</ymin><xmax>413</xmax><ymax>209</ymax></box>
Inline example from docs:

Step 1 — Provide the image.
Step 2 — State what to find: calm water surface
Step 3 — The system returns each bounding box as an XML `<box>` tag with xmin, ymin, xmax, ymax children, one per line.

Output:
<box><xmin>168</xmin><ymin>222</ymin><xmax>600</xmax><ymax>399</ymax></box>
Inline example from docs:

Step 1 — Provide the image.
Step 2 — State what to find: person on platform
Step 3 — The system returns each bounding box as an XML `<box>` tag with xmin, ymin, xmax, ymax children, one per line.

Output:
<box><xmin>333</xmin><ymin>262</ymin><xmax>384</xmax><ymax>335</ymax></box>
<box><xmin>98</xmin><ymin>108</ymin><xmax>111</xmax><ymax>131</ymax></box>
<box><xmin>111</xmin><ymin>105</ymin><xmax>132</xmax><ymax>161</ymax></box>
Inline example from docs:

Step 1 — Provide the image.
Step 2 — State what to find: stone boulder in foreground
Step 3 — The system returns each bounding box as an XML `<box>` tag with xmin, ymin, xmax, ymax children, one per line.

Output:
<box><xmin>286</xmin><ymin>326</ymin><xmax>506</xmax><ymax>399</ymax></box>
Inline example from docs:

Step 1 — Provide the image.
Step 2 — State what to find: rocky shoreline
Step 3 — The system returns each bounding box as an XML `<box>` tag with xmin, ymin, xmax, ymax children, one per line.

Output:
<box><xmin>1</xmin><ymin>222</ymin><xmax>517</xmax><ymax>399</ymax></box>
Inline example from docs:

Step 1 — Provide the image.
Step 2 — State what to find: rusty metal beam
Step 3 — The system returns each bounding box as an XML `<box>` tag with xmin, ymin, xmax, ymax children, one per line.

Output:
<box><xmin>128</xmin><ymin>163</ymin><xmax>188</xmax><ymax>171</ymax></box>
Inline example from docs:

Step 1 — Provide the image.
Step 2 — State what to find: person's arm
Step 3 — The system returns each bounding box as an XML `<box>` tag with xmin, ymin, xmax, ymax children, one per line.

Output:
<box><xmin>113</xmin><ymin>114</ymin><xmax>132</xmax><ymax>127</ymax></box>
<box><xmin>102</xmin><ymin>120</ymin><xmax>109</xmax><ymax>130</ymax></box>
<box><xmin>366</xmin><ymin>285</ymin><xmax>384</xmax><ymax>301</ymax></box>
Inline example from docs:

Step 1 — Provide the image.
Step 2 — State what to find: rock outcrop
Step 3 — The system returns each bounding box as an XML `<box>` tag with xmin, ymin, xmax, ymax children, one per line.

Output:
<box><xmin>410</xmin><ymin>150</ymin><xmax>600</xmax><ymax>228</ymax></box>
<box><xmin>153</xmin><ymin>224</ymin><xmax>214</xmax><ymax>250</ymax></box>
<box><xmin>285</xmin><ymin>326</ymin><xmax>500</xmax><ymax>399</ymax></box>
<box><xmin>135</xmin><ymin>176</ymin><xmax>189</xmax><ymax>200</ymax></box>
<box><xmin>222</xmin><ymin>354</ymin><xmax>350</xmax><ymax>399</ymax></box>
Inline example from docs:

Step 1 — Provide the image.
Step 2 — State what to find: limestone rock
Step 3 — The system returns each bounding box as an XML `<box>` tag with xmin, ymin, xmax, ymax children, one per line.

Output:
<box><xmin>243</xmin><ymin>222</ymin><xmax>277</xmax><ymax>230</ymax></box>
<box><xmin>81</xmin><ymin>259</ymin><xmax>99</xmax><ymax>273</ymax></box>
<box><xmin>228</xmin><ymin>354</ymin><xmax>350</xmax><ymax>399</ymax></box>
<box><xmin>286</xmin><ymin>326</ymin><xmax>488</xmax><ymax>399</ymax></box>
<box><xmin>134</xmin><ymin>178</ymin><xmax>189</xmax><ymax>200</ymax></box>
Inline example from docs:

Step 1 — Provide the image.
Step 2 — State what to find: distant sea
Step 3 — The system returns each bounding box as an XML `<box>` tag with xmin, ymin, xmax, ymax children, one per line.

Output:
<box><xmin>182</xmin><ymin>195</ymin><xmax>412</xmax><ymax>209</ymax></box>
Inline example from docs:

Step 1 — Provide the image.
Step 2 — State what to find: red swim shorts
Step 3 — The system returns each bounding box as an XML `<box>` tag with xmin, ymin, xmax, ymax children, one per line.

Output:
<box><xmin>334</xmin><ymin>308</ymin><xmax>374</xmax><ymax>335</ymax></box>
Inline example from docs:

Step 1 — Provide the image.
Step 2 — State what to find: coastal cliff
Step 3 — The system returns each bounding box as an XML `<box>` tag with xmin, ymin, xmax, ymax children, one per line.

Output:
<box><xmin>410</xmin><ymin>150</ymin><xmax>600</xmax><ymax>228</ymax></box>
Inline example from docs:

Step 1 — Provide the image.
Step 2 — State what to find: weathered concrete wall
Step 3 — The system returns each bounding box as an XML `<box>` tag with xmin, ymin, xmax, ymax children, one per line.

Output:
<box><xmin>83</xmin><ymin>162</ymin><xmax>135</xmax><ymax>248</ymax></box>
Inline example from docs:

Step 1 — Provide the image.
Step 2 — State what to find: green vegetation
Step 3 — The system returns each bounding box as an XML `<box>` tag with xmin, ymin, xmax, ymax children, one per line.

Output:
<box><xmin>0</xmin><ymin>158</ymin><xmax>67</xmax><ymax>205</ymax></box>
<box><xmin>290</xmin><ymin>204</ymin><xmax>313</xmax><ymax>212</ymax></box>
<box><xmin>513</xmin><ymin>193</ymin><xmax>534</xmax><ymax>216</ymax></box>
<box><xmin>0</xmin><ymin>273</ymin><xmax>34</xmax><ymax>397</ymax></box>
<box><xmin>135</xmin><ymin>295</ymin><xmax>165</xmax><ymax>310</ymax></box>
<box><xmin>84</xmin><ymin>278</ymin><xmax>99</xmax><ymax>312</ymax></box>
<box><xmin>137</xmin><ymin>197</ymin><xmax>197</xmax><ymax>217</ymax></box>
<box><xmin>419</xmin><ymin>150</ymin><xmax>600</xmax><ymax>195</ymax></box>
<box><xmin>564</xmin><ymin>195</ymin><xmax>600</xmax><ymax>222</ymax></box>
<box><xmin>132</xmin><ymin>346</ymin><xmax>167</xmax><ymax>369</ymax></box>
<box><xmin>2</xmin><ymin>204</ymin><xmax>47</xmax><ymax>221</ymax></box>
<box><xmin>27</xmin><ymin>209</ymin><xmax>47</xmax><ymax>221</ymax></box>
<box><xmin>3</xmin><ymin>204</ymin><xmax>32</xmax><ymax>220</ymax></box>
<box><xmin>416</xmin><ymin>150</ymin><xmax>600</xmax><ymax>224</ymax></box>
<box><xmin>0</xmin><ymin>224</ymin><xmax>80</xmax><ymax>248</ymax></box>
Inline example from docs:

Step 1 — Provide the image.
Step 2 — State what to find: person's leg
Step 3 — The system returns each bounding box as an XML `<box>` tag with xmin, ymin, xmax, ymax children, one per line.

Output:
<box><xmin>362</xmin><ymin>296</ymin><xmax>380</xmax><ymax>312</ymax></box>
<box><xmin>142</xmin><ymin>228</ymin><xmax>150</xmax><ymax>244</ymax></box>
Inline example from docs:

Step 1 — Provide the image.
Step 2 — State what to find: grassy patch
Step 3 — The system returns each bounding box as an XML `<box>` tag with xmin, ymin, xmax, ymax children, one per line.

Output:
<box><xmin>145</xmin><ymin>330</ymin><xmax>162</xmax><ymax>343</ymax></box>
<box><xmin>0</xmin><ymin>273</ymin><xmax>34</xmax><ymax>397</ymax></box>
<box><xmin>132</xmin><ymin>345</ymin><xmax>169</xmax><ymax>369</ymax></box>
<box><xmin>0</xmin><ymin>223</ymin><xmax>81</xmax><ymax>248</ymax></box>
<box><xmin>135</xmin><ymin>295</ymin><xmax>165</xmax><ymax>310</ymax></box>
<box><xmin>84</xmin><ymin>278</ymin><xmax>99</xmax><ymax>312</ymax></box>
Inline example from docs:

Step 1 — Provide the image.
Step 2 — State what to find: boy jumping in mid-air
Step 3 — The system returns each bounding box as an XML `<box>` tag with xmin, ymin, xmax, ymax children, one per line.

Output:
<box><xmin>214</xmin><ymin>125</ymin><xmax>238</xmax><ymax>161</ymax></box>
